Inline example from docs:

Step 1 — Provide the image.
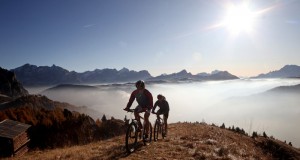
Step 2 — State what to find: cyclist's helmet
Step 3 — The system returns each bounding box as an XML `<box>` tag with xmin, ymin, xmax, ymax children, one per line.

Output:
<box><xmin>157</xmin><ymin>94</ymin><xmax>163</xmax><ymax>99</ymax></box>
<box><xmin>135</xmin><ymin>80</ymin><xmax>145</xmax><ymax>89</ymax></box>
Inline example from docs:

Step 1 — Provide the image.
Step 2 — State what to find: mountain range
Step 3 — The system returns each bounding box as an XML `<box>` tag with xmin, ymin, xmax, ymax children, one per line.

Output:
<box><xmin>11</xmin><ymin>64</ymin><xmax>239</xmax><ymax>86</ymax></box>
<box><xmin>252</xmin><ymin>65</ymin><xmax>300</xmax><ymax>78</ymax></box>
<box><xmin>7</xmin><ymin>64</ymin><xmax>300</xmax><ymax>86</ymax></box>
<box><xmin>12</xmin><ymin>64</ymin><xmax>152</xmax><ymax>86</ymax></box>
<box><xmin>148</xmin><ymin>69</ymin><xmax>239</xmax><ymax>81</ymax></box>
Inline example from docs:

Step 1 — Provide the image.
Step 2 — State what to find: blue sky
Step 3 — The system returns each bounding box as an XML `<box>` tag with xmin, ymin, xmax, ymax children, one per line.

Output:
<box><xmin>1</xmin><ymin>0</ymin><xmax>300</xmax><ymax>77</ymax></box>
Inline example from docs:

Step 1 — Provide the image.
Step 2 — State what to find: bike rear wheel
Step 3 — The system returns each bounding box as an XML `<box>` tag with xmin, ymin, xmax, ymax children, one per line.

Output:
<box><xmin>142</xmin><ymin>122</ymin><xmax>153</xmax><ymax>145</ymax></box>
<box><xmin>153</xmin><ymin>120</ymin><xmax>161</xmax><ymax>141</ymax></box>
<box><xmin>149</xmin><ymin>122</ymin><xmax>153</xmax><ymax>142</ymax></box>
<box><xmin>161</xmin><ymin>122</ymin><xmax>166</xmax><ymax>139</ymax></box>
<box><xmin>125</xmin><ymin>122</ymin><xmax>138</xmax><ymax>153</ymax></box>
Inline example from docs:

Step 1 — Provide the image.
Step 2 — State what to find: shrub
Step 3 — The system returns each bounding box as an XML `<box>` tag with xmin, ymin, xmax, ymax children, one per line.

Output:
<box><xmin>101</xmin><ymin>114</ymin><xmax>107</xmax><ymax>122</ymax></box>
<box><xmin>252</xmin><ymin>131</ymin><xmax>258</xmax><ymax>138</ymax></box>
<box><xmin>220</xmin><ymin>123</ymin><xmax>225</xmax><ymax>129</ymax></box>
<box><xmin>263</xmin><ymin>131</ymin><xmax>268</xmax><ymax>138</ymax></box>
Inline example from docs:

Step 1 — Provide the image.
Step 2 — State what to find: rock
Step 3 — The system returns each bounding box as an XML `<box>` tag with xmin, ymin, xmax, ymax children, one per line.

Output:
<box><xmin>0</xmin><ymin>67</ymin><xmax>28</xmax><ymax>98</ymax></box>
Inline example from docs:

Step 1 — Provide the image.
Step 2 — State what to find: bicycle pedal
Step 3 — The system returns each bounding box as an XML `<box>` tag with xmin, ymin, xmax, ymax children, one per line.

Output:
<box><xmin>143</xmin><ymin>138</ymin><xmax>150</xmax><ymax>143</ymax></box>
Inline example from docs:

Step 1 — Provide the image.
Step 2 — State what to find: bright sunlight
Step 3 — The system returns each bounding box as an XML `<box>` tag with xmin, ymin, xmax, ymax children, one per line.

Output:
<box><xmin>208</xmin><ymin>1</ymin><xmax>277</xmax><ymax>38</ymax></box>
<box><xmin>222</xmin><ymin>3</ymin><xmax>256</xmax><ymax>35</ymax></box>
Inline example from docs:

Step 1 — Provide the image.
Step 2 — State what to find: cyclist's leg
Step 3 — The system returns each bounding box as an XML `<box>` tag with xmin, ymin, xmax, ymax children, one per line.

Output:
<box><xmin>143</xmin><ymin>109</ymin><xmax>150</xmax><ymax>137</ymax></box>
<box><xmin>163</xmin><ymin>111</ymin><xmax>169</xmax><ymax>135</ymax></box>
<box><xmin>134</xmin><ymin>105</ymin><xmax>143</xmax><ymax>130</ymax></box>
<box><xmin>156</xmin><ymin>109</ymin><xmax>163</xmax><ymax>122</ymax></box>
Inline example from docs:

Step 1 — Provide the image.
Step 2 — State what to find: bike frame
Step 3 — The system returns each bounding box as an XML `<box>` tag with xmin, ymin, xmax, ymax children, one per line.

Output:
<box><xmin>125</xmin><ymin>108</ymin><xmax>152</xmax><ymax>153</ymax></box>
<box><xmin>153</xmin><ymin>112</ymin><xmax>166</xmax><ymax>141</ymax></box>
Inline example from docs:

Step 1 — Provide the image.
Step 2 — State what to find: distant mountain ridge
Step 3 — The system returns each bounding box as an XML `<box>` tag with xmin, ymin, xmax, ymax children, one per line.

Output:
<box><xmin>148</xmin><ymin>69</ymin><xmax>239</xmax><ymax>81</ymax></box>
<box><xmin>11</xmin><ymin>64</ymin><xmax>152</xmax><ymax>86</ymax></box>
<box><xmin>12</xmin><ymin>64</ymin><xmax>80</xmax><ymax>86</ymax></box>
<box><xmin>253</xmin><ymin>65</ymin><xmax>300</xmax><ymax>78</ymax></box>
<box><xmin>10</xmin><ymin>64</ymin><xmax>239</xmax><ymax>86</ymax></box>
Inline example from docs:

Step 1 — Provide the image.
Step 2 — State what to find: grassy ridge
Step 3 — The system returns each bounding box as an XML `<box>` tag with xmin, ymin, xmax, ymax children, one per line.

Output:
<box><xmin>11</xmin><ymin>122</ymin><xmax>300</xmax><ymax>160</ymax></box>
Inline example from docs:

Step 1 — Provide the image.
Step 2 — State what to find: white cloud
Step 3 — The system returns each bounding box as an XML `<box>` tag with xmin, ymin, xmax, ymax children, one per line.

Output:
<box><xmin>83</xmin><ymin>24</ymin><xmax>95</xmax><ymax>28</ymax></box>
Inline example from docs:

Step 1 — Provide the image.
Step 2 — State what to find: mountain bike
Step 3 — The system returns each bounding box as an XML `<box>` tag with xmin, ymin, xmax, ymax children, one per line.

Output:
<box><xmin>124</xmin><ymin>109</ymin><xmax>152</xmax><ymax>153</ymax></box>
<box><xmin>153</xmin><ymin>112</ymin><xmax>166</xmax><ymax>141</ymax></box>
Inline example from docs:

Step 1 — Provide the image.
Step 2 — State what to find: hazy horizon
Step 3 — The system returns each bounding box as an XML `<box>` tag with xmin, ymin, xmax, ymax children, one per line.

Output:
<box><xmin>26</xmin><ymin>78</ymin><xmax>300</xmax><ymax>147</ymax></box>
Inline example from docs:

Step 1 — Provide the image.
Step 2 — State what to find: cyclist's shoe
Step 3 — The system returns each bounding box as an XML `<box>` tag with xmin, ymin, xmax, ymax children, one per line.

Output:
<box><xmin>143</xmin><ymin>134</ymin><xmax>149</xmax><ymax>141</ymax></box>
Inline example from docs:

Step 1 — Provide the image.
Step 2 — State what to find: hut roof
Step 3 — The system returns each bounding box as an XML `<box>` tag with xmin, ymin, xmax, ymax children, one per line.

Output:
<box><xmin>0</xmin><ymin>119</ymin><xmax>31</xmax><ymax>139</ymax></box>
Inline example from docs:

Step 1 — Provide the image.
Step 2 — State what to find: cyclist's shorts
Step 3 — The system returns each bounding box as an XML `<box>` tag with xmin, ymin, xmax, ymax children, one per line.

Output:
<box><xmin>134</xmin><ymin>105</ymin><xmax>151</xmax><ymax>113</ymax></box>
<box><xmin>157</xmin><ymin>109</ymin><xmax>169</xmax><ymax>119</ymax></box>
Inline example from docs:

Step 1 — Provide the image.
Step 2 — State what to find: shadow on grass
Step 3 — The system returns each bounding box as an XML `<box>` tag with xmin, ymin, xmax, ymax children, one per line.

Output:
<box><xmin>89</xmin><ymin>142</ymin><xmax>145</xmax><ymax>160</ymax></box>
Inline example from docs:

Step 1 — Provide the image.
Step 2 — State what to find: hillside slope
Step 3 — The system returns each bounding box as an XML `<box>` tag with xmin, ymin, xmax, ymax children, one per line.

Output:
<box><xmin>0</xmin><ymin>67</ymin><xmax>28</xmax><ymax>98</ymax></box>
<box><xmin>14</xmin><ymin>123</ymin><xmax>300</xmax><ymax>160</ymax></box>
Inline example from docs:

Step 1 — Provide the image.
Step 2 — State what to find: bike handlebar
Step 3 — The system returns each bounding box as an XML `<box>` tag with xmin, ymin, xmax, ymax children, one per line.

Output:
<box><xmin>152</xmin><ymin>112</ymin><xmax>159</xmax><ymax>115</ymax></box>
<box><xmin>152</xmin><ymin>112</ymin><xmax>163</xmax><ymax>120</ymax></box>
<box><xmin>124</xmin><ymin>108</ymin><xmax>144</xmax><ymax>120</ymax></box>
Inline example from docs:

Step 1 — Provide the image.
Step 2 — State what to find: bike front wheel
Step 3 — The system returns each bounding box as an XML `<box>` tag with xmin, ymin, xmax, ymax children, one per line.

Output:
<box><xmin>125</xmin><ymin>122</ymin><xmax>138</xmax><ymax>153</ymax></box>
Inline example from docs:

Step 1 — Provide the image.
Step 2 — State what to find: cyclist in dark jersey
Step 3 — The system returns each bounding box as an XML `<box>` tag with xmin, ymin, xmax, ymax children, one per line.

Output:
<box><xmin>124</xmin><ymin>80</ymin><xmax>153</xmax><ymax>139</ymax></box>
<box><xmin>152</xmin><ymin>94</ymin><xmax>169</xmax><ymax>136</ymax></box>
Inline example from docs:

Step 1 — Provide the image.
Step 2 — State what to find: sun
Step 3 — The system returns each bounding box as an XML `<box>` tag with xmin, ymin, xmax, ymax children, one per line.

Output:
<box><xmin>207</xmin><ymin>1</ymin><xmax>277</xmax><ymax>37</ymax></box>
<box><xmin>222</xmin><ymin>3</ymin><xmax>256</xmax><ymax>35</ymax></box>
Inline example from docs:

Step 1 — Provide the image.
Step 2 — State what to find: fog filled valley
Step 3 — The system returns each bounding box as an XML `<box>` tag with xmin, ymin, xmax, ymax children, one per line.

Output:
<box><xmin>25</xmin><ymin>78</ymin><xmax>300</xmax><ymax>148</ymax></box>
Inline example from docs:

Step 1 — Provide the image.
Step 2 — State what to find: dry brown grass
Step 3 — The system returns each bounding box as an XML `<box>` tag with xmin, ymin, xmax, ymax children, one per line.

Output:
<box><xmin>9</xmin><ymin>122</ymin><xmax>300</xmax><ymax>160</ymax></box>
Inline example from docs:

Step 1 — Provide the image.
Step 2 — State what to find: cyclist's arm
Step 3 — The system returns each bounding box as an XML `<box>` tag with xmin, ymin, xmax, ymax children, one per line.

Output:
<box><xmin>152</xmin><ymin>101</ymin><xmax>158</xmax><ymax>113</ymax></box>
<box><xmin>125</xmin><ymin>90</ymin><xmax>137</xmax><ymax>109</ymax></box>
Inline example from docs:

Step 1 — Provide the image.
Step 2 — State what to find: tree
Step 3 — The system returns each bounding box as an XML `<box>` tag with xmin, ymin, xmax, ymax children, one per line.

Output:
<box><xmin>252</xmin><ymin>131</ymin><xmax>258</xmax><ymax>138</ymax></box>
<box><xmin>101</xmin><ymin>114</ymin><xmax>107</xmax><ymax>122</ymax></box>
<box><xmin>263</xmin><ymin>131</ymin><xmax>268</xmax><ymax>138</ymax></box>
<box><xmin>220</xmin><ymin>123</ymin><xmax>225</xmax><ymax>129</ymax></box>
<box><xmin>235</xmin><ymin>127</ymin><xmax>241</xmax><ymax>133</ymax></box>
<box><xmin>231</xmin><ymin>125</ymin><xmax>235</xmax><ymax>131</ymax></box>
<box><xmin>95</xmin><ymin>118</ymin><xmax>101</xmax><ymax>126</ymax></box>
<box><xmin>63</xmin><ymin>109</ymin><xmax>72</xmax><ymax>119</ymax></box>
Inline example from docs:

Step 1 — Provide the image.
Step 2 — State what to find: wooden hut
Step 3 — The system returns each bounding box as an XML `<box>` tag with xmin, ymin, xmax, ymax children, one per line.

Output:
<box><xmin>0</xmin><ymin>119</ymin><xmax>31</xmax><ymax>157</ymax></box>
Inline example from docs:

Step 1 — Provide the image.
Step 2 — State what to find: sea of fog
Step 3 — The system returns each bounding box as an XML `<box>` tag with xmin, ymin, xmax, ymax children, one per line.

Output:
<box><xmin>26</xmin><ymin>78</ymin><xmax>300</xmax><ymax>147</ymax></box>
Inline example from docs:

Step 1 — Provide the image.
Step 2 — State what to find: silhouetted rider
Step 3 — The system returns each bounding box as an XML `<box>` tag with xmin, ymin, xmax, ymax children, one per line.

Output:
<box><xmin>152</xmin><ymin>94</ymin><xmax>169</xmax><ymax>136</ymax></box>
<box><xmin>124</xmin><ymin>80</ymin><xmax>153</xmax><ymax>139</ymax></box>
